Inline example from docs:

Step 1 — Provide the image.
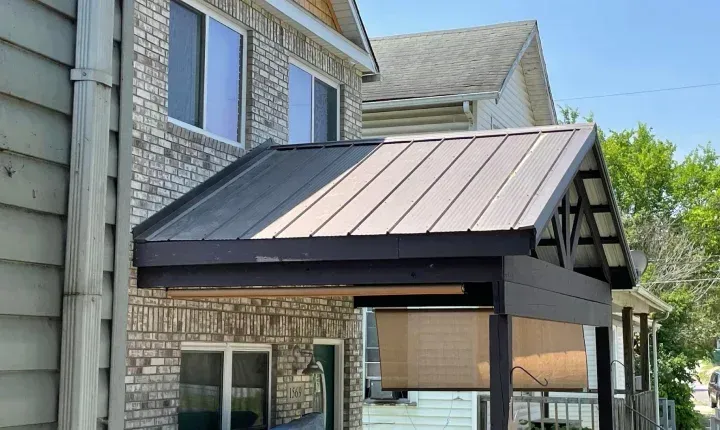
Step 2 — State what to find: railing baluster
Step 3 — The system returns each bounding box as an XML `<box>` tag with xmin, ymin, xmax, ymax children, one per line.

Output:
<box><xmin>565</xmin><ymin>400</ymin><xmax>570</xmax><ymax>428</ymax></box>
<box><xmin>578</xmin><ymin>397</ymin><xmax>582</xmax><ymax>428</ymax></box>
<box><xmin>554</xmin><ymin>399</ymin><xmax>559</xmax><ymax>430</ymax></box>
<box><xmin>540</xmin><ymin>397</ymin><xmax>545</xmax><ymax>429</ymax></box>
<box><xmin>591</xmin><ymin>401</ymin><xmax>595</xmax><ymax>430</ymax></box>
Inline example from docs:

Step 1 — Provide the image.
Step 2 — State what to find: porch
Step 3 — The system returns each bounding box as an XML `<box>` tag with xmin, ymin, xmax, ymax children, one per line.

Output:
<box><xmin>133</xmin><ymin>124</ymin><xmax>637</xmax><ymax>429</ymax></box>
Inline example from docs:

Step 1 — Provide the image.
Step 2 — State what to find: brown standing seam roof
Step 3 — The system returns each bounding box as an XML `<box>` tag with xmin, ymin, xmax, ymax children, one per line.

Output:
<box><xmin>138</xmin><ymin>124</ymin><xmax>597</xmax><ymax>243</ymax></box>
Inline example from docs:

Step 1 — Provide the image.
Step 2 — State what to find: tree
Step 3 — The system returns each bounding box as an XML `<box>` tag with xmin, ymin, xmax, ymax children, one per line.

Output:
<box><xmin>559</xmin><ymin>105</ymin><xmax>719</xmax><ymax>428</ymax></box>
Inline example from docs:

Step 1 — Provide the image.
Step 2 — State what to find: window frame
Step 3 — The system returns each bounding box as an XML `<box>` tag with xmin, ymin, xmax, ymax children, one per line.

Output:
<box><xmin>168</xmin><ymin>0</ymin><xmax>248</xmax><ymax>148</ymax></box>
<box><xmin>288</xmin><ymin>58</ymin><xmax>341</xmax><ymax>144</ymax></box>
<box><xmin>180</xmin><ymin>342</ymin><xmax>272</xmax><ymax>430</ymax></box>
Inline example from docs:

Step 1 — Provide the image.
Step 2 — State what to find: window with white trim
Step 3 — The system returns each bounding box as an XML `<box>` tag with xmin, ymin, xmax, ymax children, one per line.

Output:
<box><xmin>288</xmin><ymin>62</ymin><xmax>339</xmax><ymax>144</ymax></box>
<box><xmin>179</xmin><ymin>343</ymin><xmax>270</xmax><ymax>430</ymax></box>
<box><xmin>168</xmin><ymin>0</ymin><xmax>246</xmax><ymax>146</ymax></box>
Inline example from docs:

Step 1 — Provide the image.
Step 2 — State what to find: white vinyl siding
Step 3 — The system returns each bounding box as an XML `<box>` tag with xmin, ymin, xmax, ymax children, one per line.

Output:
<box><xmin>0</xmin><ymin>0</ymin><xmax>122</xmax><ymax>426</ymax></box>
<box><xmin>475</xmin><ymin>67</ymin><xmax>535</xmax><ymax>130</ymax></box>
<box><xmin>364</xmin><ymin>391</ymin><xmax>474</xmax><ymax>429</ymax></box>
<box><xmin>362</xmin><ymin>104</ymin><xmax>470</xmax><ymax>138</ymax></box>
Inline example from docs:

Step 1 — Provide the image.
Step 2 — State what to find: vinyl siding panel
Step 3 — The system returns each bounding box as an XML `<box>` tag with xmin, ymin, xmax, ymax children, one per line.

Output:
<box><xmin>0</xmin><ymin>0</ymin><xmax>121</xmax><ymax>426</ymax></box>
<box><xmin>363</xmin><ymin>104</ymin><xmax>470</xmax><ymax>138</ymax></box>
<box><xmin>475</xmin><ymin>67</ymin><xmax>535</xmax><ymax>130</ymax></box>
<box><xmin>363</xmin><ymin>392</ymin><xmax>474</xmax><ymax>429</ymax></box>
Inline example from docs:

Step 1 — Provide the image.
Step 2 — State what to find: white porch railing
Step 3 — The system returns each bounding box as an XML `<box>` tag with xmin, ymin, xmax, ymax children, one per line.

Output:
<box><xmin>477</xmin><ymin>391</ymin><xmax>659</xmax><ymax>429</ymax></box>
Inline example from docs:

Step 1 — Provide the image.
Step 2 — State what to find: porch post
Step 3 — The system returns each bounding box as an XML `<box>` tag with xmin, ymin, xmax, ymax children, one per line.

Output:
<box><xmin>489</xmin><ymin>314</ymin><xmax>512</xmax><ymax>429</ymax></box>
<box><xmin>595</xmin><ymin>326</ymin><xmax>614</xmax><ymax>430</ymax></box>
<box><xmin>639</xmin><ymin>313</ymin><xmax>650</xmax><ymax>391</ymax></box>
<box><xmin>490</xmin><ymin>280</ymin><xmax>512</xmax><ymax>429</ymax></box>
<box><xmin>622</xmin><ymin>307</ymin><xmax>635</xmax><ymax>428</ymax></box>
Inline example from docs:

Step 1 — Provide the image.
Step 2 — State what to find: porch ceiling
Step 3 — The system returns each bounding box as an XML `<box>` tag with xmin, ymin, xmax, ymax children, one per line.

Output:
<box><xmin>133</xmin><ymin>124</ymin><xmax>635</xmax><ymax>290</ymax></box>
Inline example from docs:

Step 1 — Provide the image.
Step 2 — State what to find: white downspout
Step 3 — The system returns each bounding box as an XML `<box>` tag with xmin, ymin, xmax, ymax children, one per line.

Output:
<box><xmin>57</xmin><ymin>0</ymin><xmax>114</xmax><ymax>428</ymax></box>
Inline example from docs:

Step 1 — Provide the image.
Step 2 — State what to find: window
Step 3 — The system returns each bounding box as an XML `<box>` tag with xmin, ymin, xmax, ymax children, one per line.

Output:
<box><xmin>179</xmin><ymin>343</ymin><xmax>270</xmax><ymax>430</ymax></box>
<box><xmin>363</xmin><ymin>309</ymin><xmax>410</xmax><ymax>403</ymax></box>
<box><xmin>288</xmin><ymin>62</ymin><xmax>339</xmax><ymax>144</ymax></box>
<box><xmin>168</xmin><ymin>0</ymin><xmax>246</xmax><ymax>146</ymax></box>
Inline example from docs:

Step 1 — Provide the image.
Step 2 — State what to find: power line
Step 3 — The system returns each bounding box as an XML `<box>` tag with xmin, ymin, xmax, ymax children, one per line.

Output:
<box><xmin>556</xmin><ymin>82</ymin><xmax>720</xmax><ymax>102</ymax></box>
<box><xmin>638</xmin><ymin>277</ymin><xmax>720</xmax><ymax>285</ymax></box>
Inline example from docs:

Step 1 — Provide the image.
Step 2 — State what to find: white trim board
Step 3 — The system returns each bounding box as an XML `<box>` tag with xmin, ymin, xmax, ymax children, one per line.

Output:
<box><xmin>254</xmin><ymin>0</ymin><xmax>377</xmax><ymax>73</ymax></box>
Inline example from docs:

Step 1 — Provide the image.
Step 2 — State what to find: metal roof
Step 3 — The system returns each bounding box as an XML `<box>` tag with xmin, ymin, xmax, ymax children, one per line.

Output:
<box><xmin>134</xmin><ymin>124</ymin><xmax>635</xmax><ymax>288</ymax></box>
<box><xmin>363</xmin><ymin>21</ymin><xmax>536</xmax><ymax>102</ymax></box>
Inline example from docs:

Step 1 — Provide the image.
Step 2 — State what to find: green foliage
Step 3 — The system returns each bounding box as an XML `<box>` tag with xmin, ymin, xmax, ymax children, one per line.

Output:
<box><xmin>558</xmin><ymin>104</ymin><xmax>720</xmax><ymax>429</ymax></box>
<box><xmin>656</xmin><ymin>288</ymin><xmax>713</xmax><ymax>429</ymax></box>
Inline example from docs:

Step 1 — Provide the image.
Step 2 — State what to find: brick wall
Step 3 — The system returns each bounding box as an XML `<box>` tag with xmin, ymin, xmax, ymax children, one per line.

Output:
<box><xmin>128</xmin><ymin>0</ymin><xmax>365</xmax><ymax>428</ymax></box>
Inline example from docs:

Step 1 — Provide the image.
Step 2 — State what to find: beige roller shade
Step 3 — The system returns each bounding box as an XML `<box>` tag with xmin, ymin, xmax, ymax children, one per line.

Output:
<box><xmin>375</xmin><ymin>309</ymin><xmax>588</xmax><ymax>391</ymax></box>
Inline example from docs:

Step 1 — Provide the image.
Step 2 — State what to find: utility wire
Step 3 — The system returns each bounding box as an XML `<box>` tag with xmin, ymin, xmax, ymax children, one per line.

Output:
<box><xmin>639</xmin><ymin>277</ymin><xmax>720</xmax><ymax>285</ymax></box>
<box><xmin>556</xmin><ymin>82</ymin><xmax>720</xmax><ymax>102</ymax></box>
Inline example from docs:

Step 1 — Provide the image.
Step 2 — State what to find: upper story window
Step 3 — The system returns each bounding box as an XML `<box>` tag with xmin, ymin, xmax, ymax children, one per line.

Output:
<box><xmin>288</xmin><ymin>62</ymin><xmax>339</xmax><ymax>144</ymax></box>
<box><xmin>168</xmin><ymin>0</ymin><xmax>246</xmax><ymax>146</ymax></box>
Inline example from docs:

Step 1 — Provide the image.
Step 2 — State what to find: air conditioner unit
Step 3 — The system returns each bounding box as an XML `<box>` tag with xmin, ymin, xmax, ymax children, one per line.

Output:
<box><xmin>369</xmin><ymin>379</ymin><xmax>401</xmax><ymax>400</ymax></box>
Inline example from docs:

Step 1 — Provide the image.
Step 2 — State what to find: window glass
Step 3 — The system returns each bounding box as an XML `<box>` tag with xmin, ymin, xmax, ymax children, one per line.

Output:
<box><xmin>289</xmin><ymin>64</ymin><xmax>312</xmax><ymax>144</ymax></box>
<box><xmin>205</xmin><ymin>18</ymin><xmax>242</xmax><ymax>141</ymax></box>
<box><xmin>314</xmin><ymin>79</ymin><xmax>338</xmax><ymax>142</ymax></box>
<box><xmin>168</xmin><ymin>1</ymin><xmax>203</xmax><ymax>126</ymax></box>
<box><xmin>179</xmin><ymin>352</ymin><xmax>223</xmax><ymax>430</ymax></box>
<box><xmin>231</xmin><ymin>352</ymin><xmax>269</xmax><ymax>429</ymax></box>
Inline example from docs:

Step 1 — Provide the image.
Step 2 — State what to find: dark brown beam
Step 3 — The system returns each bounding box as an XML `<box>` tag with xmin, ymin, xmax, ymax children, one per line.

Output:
<box><xmin>576</xmin><ymin>170</ymin><xmax>602</xmax><ymax>180</ymax></box>
<box><xmin>569</xmin><ymin>204</ymin><xmax>612</xmax><ymax>214</ymax></box>
<box><xmin>167</xmin><ymin>284</ymin><xmax>465</xmax><ymax>298</ymax></box>
<box><xmin>537</xmin><ymin>236</ymin><xmax>621</xmax><ymax>247</ymax></box>
<box><xmin>639</xmin><ymin>313</ymin><xmax>650</xmax><ymax>392</ymax></box>
<box><xmin>354</xmin><ymin>293</ymin><xmax>493</xmax><ymax>308</ymax></box>
<box><xmin>568</xmin><ymin>194</ymin><xmax>586</xmax><ymax>268</ymax></box>
<box><xmin>595</xmin><ymin>326</ymin><xmax>614</xmax><ymax>429</ymax></box>
<box><xmin>134</xmin><ymin>230</ymin><xmax>533</xmax><ymax>267</ymax></box>
<box><xmin>489</xmin><ymin>314</ymin><xmax>512</xmax><ymax>430</ymax></box>
<box><xmin>136</xmin><ymin>257</ymin><xmax>504</xmax><ymax>288</ymax></box>
<box><xmin>574</xmin><ymin>177</ymin><xmax>612</xmax><ymax>283</ymax></box>
<box><xmin>551</xmin><ymin>209</ymin><xmax>568</xmax><ymax>268</ymax></box>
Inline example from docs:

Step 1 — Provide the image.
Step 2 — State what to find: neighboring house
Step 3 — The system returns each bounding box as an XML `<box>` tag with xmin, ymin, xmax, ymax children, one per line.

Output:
<box><xmin>126</xmin><ymin>0</ymin><xmax>377</xmax><ymax>429</ymax></box>
<box><xmin>359</xmin><ymin>22</ymin><xmax>670</xmax><ymax>429</ymax></box>
<box><xmin>362</xmin><ymin>21</ymin><xmax>556</xmax><ymax>137</ymax></box>
<box><xmin>0</xmin><ymin>0</ymin><xmax>132</xmax><ymax>428</ymax></box>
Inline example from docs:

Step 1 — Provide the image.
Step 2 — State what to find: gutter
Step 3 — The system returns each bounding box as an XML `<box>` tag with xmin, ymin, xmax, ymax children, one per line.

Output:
<box><xmin>107</xmin><ymin>0</ymin><xmax>135</xmax><ymax>427</ymax></box>
<box><xmin>362</xmin><ymin>91</ymin><xmax>498</xmax><ymax>111</ymax></box>
<box><xmin>633</xmin><ymin>287</ymin><xmax>673</xmax><ymax>313</ymax></box>
<box><xmin>57</xmin><ymin>0</ymin><xmax>114</xmax><ymax>427</ymax></box>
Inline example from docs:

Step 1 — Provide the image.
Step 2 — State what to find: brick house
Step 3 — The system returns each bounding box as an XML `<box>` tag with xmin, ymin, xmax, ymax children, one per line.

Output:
<box><xmin>126</xmin><ymin>0</ymin><xmax>378</xmax><ymax>428</ymax></box>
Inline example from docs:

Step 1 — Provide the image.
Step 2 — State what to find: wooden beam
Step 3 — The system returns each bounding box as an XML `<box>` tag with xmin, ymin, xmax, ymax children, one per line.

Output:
<box><xmin>574</xmin><ymin>177</ymin><xmax>612</xmax><ymax>283</ymax></box>
<box><xmin>503</xmin><ymin>281</ymin><xmax>611</xmax><ymax>326</ymax></box>
<box><xmin>537</xmin><ymin>236</ymin><xmax>620</xmax><ymax>247</ymax></box>
<box><xmin>503</xmin><ymin>256</ymin><xmax>612</xmax><ymax>305</ymax></box>
<box><xmin>639</xmin><ymin>313</ymin><xmax>650</xmax><ymax>392</ymax></box>
<box><xmin>576</xmin><ymin>170</ymin><xmax>602</xmax><ymax>180</ymax></box>
<box><xmin>595</xmin><ymin>326</ymin><xmax>614</xmax><ymax>429</ymax></box>
<box><xmin>569</xmin><ymin>204</ymin><xmax>612</xmax><ymax>214</ymax></box>
<box><xmin>622</xmin><ymin>307</ymin><xmax>635</xmax><ymax>426</ymax></box>
<box><xmin>551</xmin><ymin>209</ymin><xmax>568</xmax><ymax>268</ymax></box>
<box><xmin>489</xmin><ymin>314</ymin><xmax>512</xmax><ymax>430</ymax></box>
<box><xmin>137</xmin><ymin>257</ymin><xmax>504</xmax><ymax>288</ymax></box>
<box><xmin>568</xmin><ymin>194</ymin><xmax>586</xmax><ymax>268</ymax></box>
<box><xmin>167</xmin><ymin>284</ymin><xmax>465</xmax><ymax>299</ymax></box>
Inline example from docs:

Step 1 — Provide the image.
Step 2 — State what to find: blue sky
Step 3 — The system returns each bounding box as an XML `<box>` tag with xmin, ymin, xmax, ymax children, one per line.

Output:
<box><xmin>357</xmin><ymin>0</ymin><xmax>719</xmax><ymax>158</ymax></box>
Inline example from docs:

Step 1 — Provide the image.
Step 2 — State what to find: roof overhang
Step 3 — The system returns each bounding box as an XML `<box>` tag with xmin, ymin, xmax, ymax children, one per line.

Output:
<box><xmin>255</xmin><ymin>0</ymin><xmax>378</xmax><ymax>73</ymax></box>
<box><xmin>612</xmin><ymin>287</ymin><xmax>673</xmax><ymax>314</ymax></box>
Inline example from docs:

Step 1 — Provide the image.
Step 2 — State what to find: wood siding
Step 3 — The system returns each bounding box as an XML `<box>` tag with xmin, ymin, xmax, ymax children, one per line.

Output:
<box><xmin>0</xmin><ymin>0</ymin><xmax>122</xmax><ymax>426</ymax></box>
<box><xmin>475</xmin><ymin>67</ymin><xmax>535</xmax><ymax>129</ymax></box>
<box><xmin>293</xmin><ymin>0</ymin><xmax>340</xmax><ymax>31</ymax></box>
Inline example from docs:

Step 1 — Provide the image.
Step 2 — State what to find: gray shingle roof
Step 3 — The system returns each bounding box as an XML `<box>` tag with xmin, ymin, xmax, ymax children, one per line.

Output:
<box><xmin>363</xmin><ymin>21</ymin><xmax>536</xmax><ymax>102</ymax></box>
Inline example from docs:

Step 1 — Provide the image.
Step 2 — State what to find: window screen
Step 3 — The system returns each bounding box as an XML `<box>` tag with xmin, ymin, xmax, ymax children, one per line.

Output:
<box><xmin>168</xmin><ymin>1</ymin><xmax>203</xmax><ymax>126</ymax></box>
<box><xmin>179</xmin><ymin>352</ymin><xmax>223</xmax><ymax>430</ymax></box>
<box><xmin>231</xmin><ymin>352</ymin><xmax>269</xmax><ymax>429</ymax></box>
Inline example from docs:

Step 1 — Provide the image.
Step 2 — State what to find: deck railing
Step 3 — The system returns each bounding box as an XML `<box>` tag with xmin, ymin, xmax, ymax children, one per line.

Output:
<box><xmin>477</xmin><ymin>391</ymin><xmax>659</xmax><ymax>429</ymax></box>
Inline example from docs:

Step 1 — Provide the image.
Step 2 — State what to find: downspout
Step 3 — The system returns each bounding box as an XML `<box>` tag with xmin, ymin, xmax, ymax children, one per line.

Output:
<box><xmin>462</xmin><ymin>101</ymin><xmax>474</xmax><ymax>129</ymax></box>
<box><xmin>108</xmin><ymin>0</ymin><xmax>135</xmax><ymax>427</ymax></box>
<box><xmin>58</xmin><ymin>0</ymin><xmax>114</xmax><ymax>428</ymax></box>
<box><xmin>653</xmin><ymin>311</ymin><xmax>670</xmax><ymax>424</ymax></box>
